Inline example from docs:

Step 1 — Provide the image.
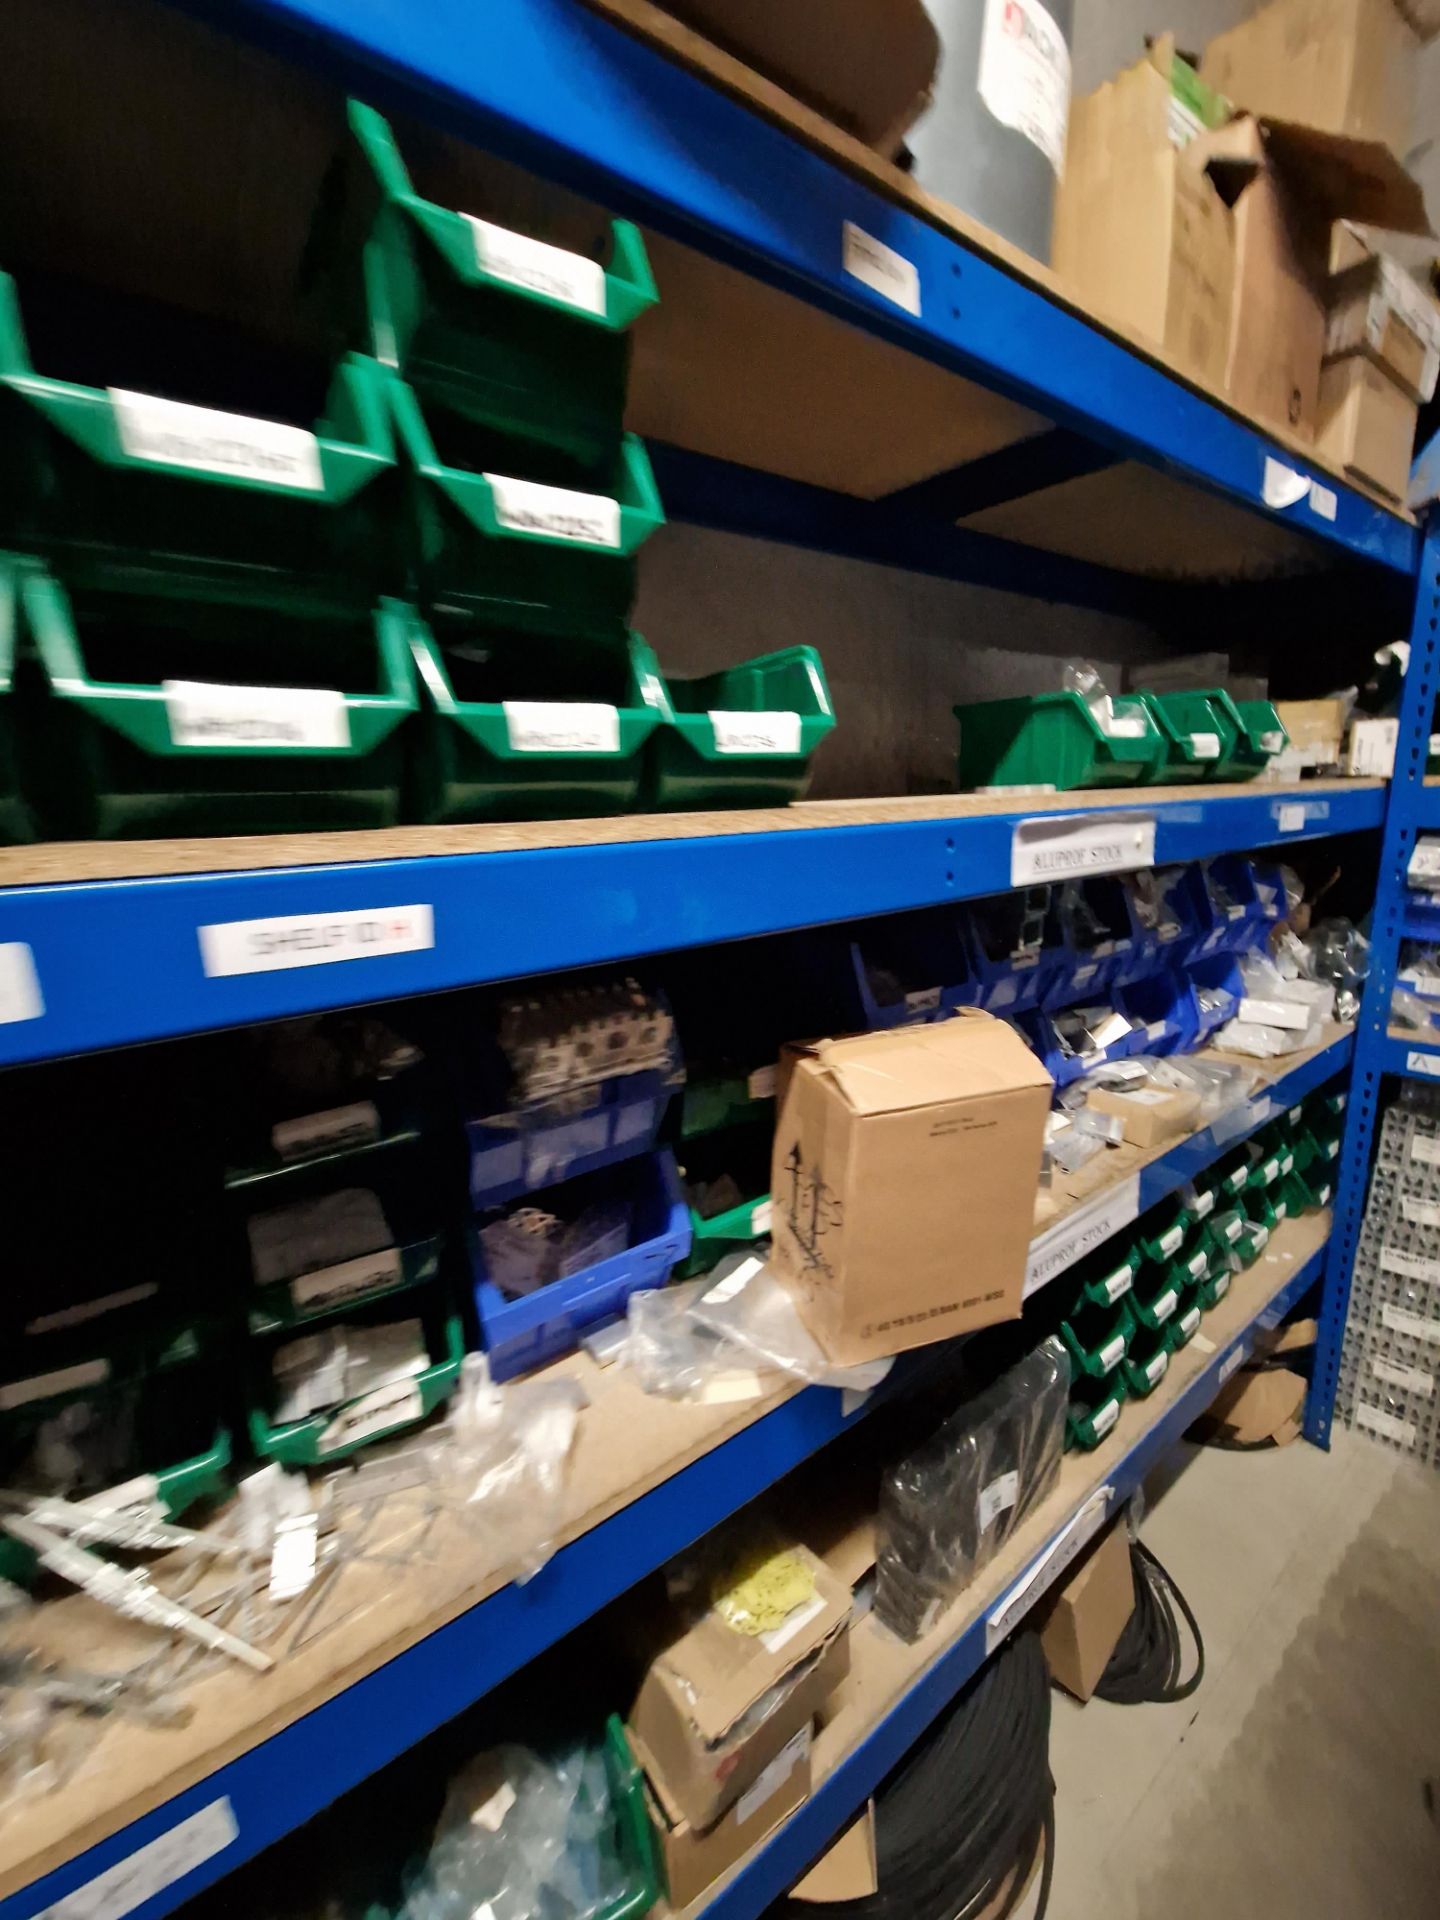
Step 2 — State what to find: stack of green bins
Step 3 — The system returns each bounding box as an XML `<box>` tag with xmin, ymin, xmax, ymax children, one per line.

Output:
<box><xmin>0</xmin><ymin>273</ymin><xmax>419</xmax><ymax>837</ymax></box>
<box><xmin>344</xmin><ymin>103</ymin><xmax>832</xmax><ymax>818</ymax></box>
<box><xmin>1059</xmin><ymin>1250</ymin><xmax>1137</xmax><ymax>1450</ymax></box>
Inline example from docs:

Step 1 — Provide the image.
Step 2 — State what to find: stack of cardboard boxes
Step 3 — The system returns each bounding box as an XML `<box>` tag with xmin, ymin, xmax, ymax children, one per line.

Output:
<box><xmin>1055</xmin><ymin>0</ymin><xmax>1440</xmax><ymax>503</ymax></box>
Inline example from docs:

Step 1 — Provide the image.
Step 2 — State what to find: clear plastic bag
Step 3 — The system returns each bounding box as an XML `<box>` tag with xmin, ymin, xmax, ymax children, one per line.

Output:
<box><xmin>688</xmin><ymin>1254</ymin><xmax>894</xmax><ymax>1394</ymax></box>
<box><xmin>875</xmin><ymin>1341</ymin><xmax>1068</xmax><ymax>1644</ymax></box>
<box><xmin>1063</xmin><ymin>660</ymin><xmax>1149</xmax><ymax>739</ymax></box>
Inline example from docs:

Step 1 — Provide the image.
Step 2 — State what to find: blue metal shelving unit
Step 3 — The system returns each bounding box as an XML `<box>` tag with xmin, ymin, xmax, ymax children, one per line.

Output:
<box><xmin>1309</xmin><ymin>524</ymin><xmax>1440</xmax><ymax>1445</ymax></box>
<box><xmin>0</xmin><ymin>0</ymin><xmax>1430</xmax><ymax>1910</ymax></box>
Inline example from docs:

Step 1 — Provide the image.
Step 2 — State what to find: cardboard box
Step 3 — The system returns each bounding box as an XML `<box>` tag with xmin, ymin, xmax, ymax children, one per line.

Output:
<box><xmin>1316</xmin><ymin>352</ymin><xmax>1417</xmax><ymax>499</ymax></box>
<box><xmin>1085</xmin><ymin>1083</ymin><xmax>1201</xmax><ymax>1149</ymax></box>
<box><xmin>1275</xmin><ymin>696</ymin><xmax>1350</xmax><ymax>766</ymax></box>
<box><xmin>1040</xmin><ymin>1516</ymin><xmax>1136</xmax><ymax>1701</ymax></box>
<box><xmin>1200</xmin><ymin>0</ymin><xmax>1423</xmax><ymax>156</ymax></box>
<box><xmin>628</xmin><ymin>1544</ymin><xmax>851</xmax><ymax>1830</ymax></box>
<box><xmin>642</xmin><ymin>1724</ymin><xmax>813</xmax><ymax>1908</ymax></box>
<box><xmin>1200</xmin><ymin>1362</ymin><xmax>1308</xmax><ymax>1444</ymax></box>
<box><xmin>791</xmin><ymin>1802</ymin><xmax>878</xmax><ymax>1903</ymax></box>
<box><xmin>1345</xmin><ymin>714</ymin><xmax>1400</xmax><ymax>774</ymax></box>
<box><xmin>1054</xmin><ymin>38</ymin><xmax>1235</xmax><ymax>390</ymax></box>
<box><xmin>657</xmin><ymin>0</ymin><xmax>939</xmax><ymax>152</ymax></box>
<box><xmin>770</xmin><ymin>1012</ymin><xmax>1051</xmax><ymax>1366</ymax></box>
<box><xmin>1326</xmin><ymin>249</ymin><xmax>1440</xmax><ymax>403</ymax></box>
<box><xmin>1190</xmin><ymin>115</ymin><xmax>1430</xmax><ymax>437</ymax></box>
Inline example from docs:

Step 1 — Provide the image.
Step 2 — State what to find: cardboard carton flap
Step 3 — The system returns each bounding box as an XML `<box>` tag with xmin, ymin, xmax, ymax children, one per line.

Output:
<box><xmin>1259</xmin><ymin>120</ymin><xmax>1433</xmax><ymax>234</ymax></box>
<box><xmin>816</xmin><ymin>1014</ymin><xmax>1052</xmax><ymax>1116</ymax></box>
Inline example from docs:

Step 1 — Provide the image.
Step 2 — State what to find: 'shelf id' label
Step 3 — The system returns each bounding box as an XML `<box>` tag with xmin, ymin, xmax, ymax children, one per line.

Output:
<box><xmin>198</xmin><ymin>905</ymin><xmax>434</xmax><ymax>977</ymax></box>
<box><xmin>1011</xmin><ymin>813</ymin><xmax>1156</xmax><ymax>886</ymax></box>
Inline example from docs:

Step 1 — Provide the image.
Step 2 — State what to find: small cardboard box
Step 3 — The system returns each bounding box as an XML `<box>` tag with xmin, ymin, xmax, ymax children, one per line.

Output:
<box><xmin>628</xmin><ymin>1545</ymin><xmax>851</xmax><ymax>1830</ymax></box>
<box><xmin>791</xmin><ymin>1802</ymin><xmax>878</xmax><ymax>1903</ymax></box>
<box><xmin>1200</xmin><ymin>0</ymin><xmax>1425</xmax><ymax>157</ymax></box>
<box><xmin>641</xmin><ymin>1723</ymin><xmax>813</xmax><ymax>1909</ymax></box>
<box><xmin>1274</xmin><ymin>696</ymin><xmax>1349</xmax><ymax>766</ymax></box>
<box><xmin>770</xmin><ymin>1012</ymin><xmax>1052</xmax><ymax>1366</ymax></box>
<box><xmin>1345</xmin><ymin>715</ymin><xmax>1400</xmax><ymax>775</ymax></box>
<box><xmin>1085</xmin><ymin>1082</ymin><xmax>1201</xmax><ymax>1149</ymax></box>
<box><xmin>1054</xmin><ymin>37</ymin><xmax>1235</xmax><ymax>390</ymax></box>
<box><xmin>1189</xmin><ymin>114</ymin><xmax>1430</xmax><ymax>437</ymax></box>
<box><xmin>1325</xmin><ymin>248</ymin><xmax>1440</xmax><ymax>403</ymax></box>
<box><xmin>1199</xmin><ymin>1363</ymin><xmax>1307</xmax><ymax>1444</ymax></box>
<box><xmin>1316</xmin><ymin>353</ymin><xmax>1417</xmax><ymax>500</ymax></box>
<box><xmin>1040</xmin><ymin>1517</ymin><xmax>1136</xmax><ymax>1702</ymax></box>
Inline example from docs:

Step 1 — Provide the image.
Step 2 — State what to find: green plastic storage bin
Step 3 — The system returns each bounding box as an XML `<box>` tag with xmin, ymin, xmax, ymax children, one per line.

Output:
<box><xmin>1059</xmin><ymin>1294</ymin><xmax>1135</xmax><ymax>1379</ymax></box>
<box><xmin>12</xmin><ymin>558</ymin><xmax>419</xmax><ymax>838</ymax></box>
<box><xmin>249</xmin><ymin>1304</ymin><xmax>466</xmax><ymax>1467</ymax></box>
<box><xmin>0</xmin><ymin>560</ymin><xmax>34</xmax><ymax>842</ymax></box>
<box><xmin>1165</xmin><ymin>1291</ymin><xmax>1205</xmax><ymax>1354</ymax></box>
<box><xmin>1223</xmin><ymin>699</ymin><xmax>1287</xmax><ymax>780</ymax></box>
<box><xmin>676</xmin><ymin>1118</ymin><xmax>773</xmax><ymax>1278</ymax></box>
<box><xmin>1078</xmin><ymin>1247</ymin><xmax>1140</xmax><ymax>1309</ymax></box>
<box><xmin>390</xmin><ymin>374</ymin><xmax>662</xmax><ymax>639</ymax></box>
<box><xmin>1130</xmin><ymin>1262</ymin><xmax>1182</xmax><ymax>1332</ymax></box>
<box><xmin>1195</xmin><ymin>1261</ymin><xmax>1235</xmax><ymax>1312</ymax></box>
<box><xmin>1141</xmin><ymin>691</ymin><xmax>1236</xmax><ymax>784</ymax></box>
<box><xmin>346</xmin><ymin>102</ymin><xmax>658</xmax><ymax>486</ymax></box>
<box><xmin>954</xmin><ymin>690</ymin><xmax>1166</xmax><ymax>793</ymax></box>
<box><xmin>1119</xmin><ymin>1320</ymin><xmax>1171</xmax><ymax>1397</ymax></box>
<box><xmin>1134</xmin><ymin>1204</ymin><xmax>1193</xmax><ymax>1268</ymax></box>
<box><xmin>679</xmin><ymin>1067</ymin><xmax>775</xmax><ymax>1139</ymax></box>
<box><xmin>0</xmin><ymin>274</ymin><xmax>397</xmax><ymax>601</ymax></box>
<box><xmin>645</xmin><ymin>647</ymin><xmax>835</xmax><ymax>810</ymax></box>
<box><xmin>1066</xmin><ymin>1369</ymin><xmax>1127</xmax><ymax>1450</ymax></box>
<box><xmin>408</xmin><ymin>615</ymin><xmax>666</xmax><ymax>821</ymax></box>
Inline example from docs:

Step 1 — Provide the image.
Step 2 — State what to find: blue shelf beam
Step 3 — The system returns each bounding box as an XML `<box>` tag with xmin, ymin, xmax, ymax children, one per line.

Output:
<box><xmin>0</xmin><ymin>787</ymin><xmax>1384</xmax><ymax>1067</ymax></box>
<box><xmin>183</xmin><ymin>0</ymin><xmax>1417</xmax><ymax>578</ymax></box>
<box><xmin>698</xmin><ymin>1240</ymin><xmax>1327</xmax><ymax>1920</ymax></box>
<box><xmin>881</xmin><ymin>428</ymin><xmax>1121</xmax><ymax>521</ymax></box>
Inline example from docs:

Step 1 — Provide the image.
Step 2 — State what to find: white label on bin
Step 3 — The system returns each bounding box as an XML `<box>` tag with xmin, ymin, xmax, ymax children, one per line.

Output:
<box><xmin>1190</xmin><ymin>732</ymin><xmax>1221</xmax><ymax>759</ymax></box>
<box><xmin>1178</xmin><ymin>1307</ymin><xmax>1201</xmax><ymax>1339</ymax></box>
<box><xmin>1224</xmin><ymin>1217</ymin><xmax>1243</xmax><ymax>1242</ymax></box>
<box><xmin>1011</xmin><ymin>812</ymin><xmax>1156</xmax><ymax>886</ymax></box>
<box><xmin>464</xmin><ymin>217</ymin><xmax>606</xmax><ymax>315</ymax></box>
<box><xmin>1158</xmin><ymin>1224</ymin><xmax>1184</xmax><ymax>1257</ymax></box>
<box><xmin>1089</xmin><ymin>1399</ymin><xmax>1120</xmax><ymax>1440</ymax></box>
<box><xmin>842</xmin><ymin>221</ymin><xmax>920</xmax><ymax>315</ymax></box>
<box><xmin>904</xmin><ymin>986</ymin><xmax>943</xmax><ymax>1013</ymax></box>
<box><xmin>1212</xmin><ymin>1271</ymin><xmax>1230</xmax><ymax>1301</ymax></box>
<box><xmin>1101</xmin><ymin>1263</ymin><xmax>1132</xmax><ymax>1303</ymax></box>
<box><xmin>1356</xmin><ymin>1404</ymin><xmax>1417</xmax><ymax>1447</ymax></box>
<box><xmin>1145</xmin><ymin>1352</ymin><xmax>1168</xmax><ymax>1385</ymax></box>
<box><xmin>1192</xmin><ymin>1189</ymin><xmax>1215</xmax><ymax>1218</ymax></box>
<box><xmin>978</xmin><ymin>1468</ymin><xmax>1020</xmax><ymax>1532</ymax></box>
<box><xmin>1382</xmin><ymin>1305</ymin><xmax>1440</xmax><ymax>1345</ymax></box>
<box><xmin>977</xmin><ymin>0</ymin><xmax>1071</xmax><ymax>175</ymax></box>
<box><xmin>708</xmin><ymin>710</ymin><xmax>802</xmax><ymax>756</ymax></box>
<box><xmin>1407</xmin><ymin>1049</ymin><xmax>1440</xmax><ymax>1079</ymax></box>
<box><xmin>1372</xmin><ymin>1358</ymin><xmax>1435</xmax><ymax>1396</ymax></box>
<box><xmin>272</xmin><ymin>1101</ymin><xmax>381</xmax><ymax>1163</ymax></box>
<box><xmin>736</xmin><ymin>1727</ymin><xmax>811</xmax><ymax>1826</ymax></box>
<box><xmin>110</xmin><ymin>389</ymin><xmax>323</xmax><ymax>490</ymax></box>
<box><xmin>290</xmin><ymin>1248</ymin><xmax>402</xmax><ymax>1314</ymax></box>
<box><xmin>1150</xmin><ymin>1290</ymin><xmax>1177</xmax><ymax>1325</ymax></box>
<box><xmin>751</xmin><ymin>1199</ymin><xmax>772</xmax><ymax>1234</ymax></box>
<box><xmin>33</xmin><ymin>1798</ymin><xmax>240</xmax><ymax>1920</ymax></box>
<box><xmin>0</xmin><ymin>1358</ymin><xmax>109</xmax><ymax>1411</ymax></box>
<box><xmin>317</xmin><ymin>1379</ymin><xmax>425</xmax><ymax>1455</ymax></box>
<box><xmin>199</xmin><ymin>905</ymin><xmax>433</xmax><ymax>977</ymax></box>
<box><xmin>747</xmin><ymin>1064</ymin><xmax>778</xmax><ymax>1100</ymax></box>
<box><xmin>1098</xmin><ymin>1334</ymin><xmax>1125</xmax><ymax>1371</ymax></box>
<box><xmin>1187</xmin><ymin>1250</ymin><xmax>1207</xmax><ymax>1278</ymax></box>
<box><xmin>1411</xmin><ymin>1136</ymin><xmax>1440</xmax><ymax>1166</ymax></box>
<box><xmin>163</xmin><ymin>680</ymin><xmax>350</xmax><ymax>750</ymax></box>
<box><xmin>0</xmin><ymin>943</ymin><xmax>43</xmax><ymax>1026</ymax></box>
<box><xmin>484</xmin><ymin>473</ymin><xmax>620</xmax><ymax>547</ymax></box>
<box><xmin>1381</xmin><ymin>1247</ymin><xmax>1440</xmax><ymax>1287</ymax></box>
<box><xmin>503</xmin><ymin>701</ymin><xmax>620</xmax><ymax>753</ymax></box>
<box><xmin>1024</xmin><ymin>1174</ymin><xmax>1140</xmax><ymax>1298</ymax></box>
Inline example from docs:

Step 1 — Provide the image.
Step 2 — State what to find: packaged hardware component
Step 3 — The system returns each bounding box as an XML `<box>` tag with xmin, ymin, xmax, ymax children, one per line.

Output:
<box><xmin>875</xmin><ymin>1341</ymin><xmax>1068</xmax><ymax>1643</ymax></box>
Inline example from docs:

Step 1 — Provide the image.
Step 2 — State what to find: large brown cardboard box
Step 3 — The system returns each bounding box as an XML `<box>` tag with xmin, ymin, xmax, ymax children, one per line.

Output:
<box><xmin>1054</xmin><ymin>38</ymin><xmax>1234</xmax><ymax>390</ymax></box>
<box><xmin>1316</xmin><ymin>352</ymin><xmax>1417</xmax><ymax>498</ymax></box>
<box><xmin>1040</xmin><ymin>1517</ymin><xmax>1136</xmax><ymax>1701</ymax></box>
<box><xmin>1199</xmin><ymin>0</ymin><xmax>1424</xmax><ymax>157</ymax></box>
<box><xmin>1325</xmin><ymin>236</ymin><xmax>1440</xmax><ymax>403</ymax></box>
<box><xmin>628</xmin><ymin>1544</ymin><xmax>851</xmax><ymax>1830</ymax></box>
<box><xmin>1189</xmin><ymin>115</ymin><xmax>1430</xmax><ymax>437</ymax></box>
<box><xmin>770</xmin><ymin>1012</ymin><xmax>1052</xmax><ymax>1366</ymax></box>
<box><xmin>655</xmin><ymin>0</ymin><xmax>939</xmax><ymax>152</ymax></box>
<box><xmin>641</xmin><ymin>1724</ymin><xmax>813</xmax><ymax>1908</ymax></box>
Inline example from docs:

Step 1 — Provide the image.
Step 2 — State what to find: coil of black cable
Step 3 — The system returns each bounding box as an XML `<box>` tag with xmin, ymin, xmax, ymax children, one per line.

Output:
<box><xmin>1094</xmin><ymin>1540</ymin><xmax>1204</xmax><ymax>1706</ymax></box>
<box><xmin>775</xmin><ymin>1630</ymin><xmax>1053</xmax><ymax>1920</ymax></box>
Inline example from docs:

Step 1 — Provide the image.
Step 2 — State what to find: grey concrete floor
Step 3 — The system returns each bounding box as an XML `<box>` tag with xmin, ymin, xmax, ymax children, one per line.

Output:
<box><xmin>1046</xmin><ymin>1428</ymin><xmax>1440</xmax><ymax>1920</ymax></box>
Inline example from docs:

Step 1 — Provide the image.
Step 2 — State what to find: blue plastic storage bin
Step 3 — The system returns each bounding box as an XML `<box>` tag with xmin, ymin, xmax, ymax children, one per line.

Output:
<box><xmin>471</xmin><ymin>1150</ymin><xmax>691</xmax><ymax>1379</ymax></box>
<box><xmin>1012</xmin><ymin>1009</ymin><xmax>1088</xmax><ymax>1089</ymax></box>
<box><xmin>466</xmin><ymin>1062</ymin><xmax>679</xmax><ymax>1210</ymax></box>
<box><xmin>847</xmin><ymin>906</ymin><xmax>977</xmax><ymax>1028</ymax></box>
<box><xmin>1042</xmin><ymin>878</ymin><xmax>1137</xmax><ymax>1011</ymax></box>
<box><xmin>965</xmin><ymin>889</ymin><xmax>1056</xmax><ymax>1015</ymax></box>
<box><xmin>1114</xmin><ymin>870</ymin><xmax>1191</xmax><ymax>985</ymax></box>
<box><xmin>1186</xmin><ymin>951</ymin><xmax>1244</xmax><ymax>1045</ymax></box>
<box><xmin>1197</xmin><ymin>856</ymin><xmax>1268</xmax><ymax>958</ymax></box>
<box><xmin>1116</xmin><ymin>968</ymin><xmax>1199</xmax><ymax>1056</ymax></box>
